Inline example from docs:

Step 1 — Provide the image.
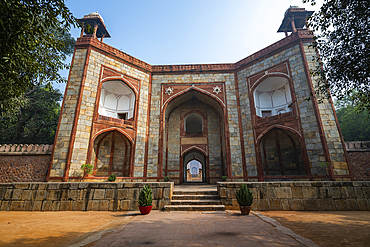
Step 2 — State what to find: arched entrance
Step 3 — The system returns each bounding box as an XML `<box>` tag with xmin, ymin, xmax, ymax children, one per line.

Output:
<box><xmin>161</xmin><ymin>88</ymin><xmax>228</xmax><ymax>184</ymax></box>
<box><xmin>183</xmin><ymin>149</ymin><xmax>206</xmax><ymax>183</ymax></box>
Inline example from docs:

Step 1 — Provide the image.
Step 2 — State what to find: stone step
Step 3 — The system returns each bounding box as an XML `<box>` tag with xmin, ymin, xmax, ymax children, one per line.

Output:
<box><xmin>172</xmin><ymin>195</ymin><xmax>220</xmax><ymax>200</ymax></box>
<box><xmin>164</xmin><ymin>205</ymin><xmax>225</xmax><ymax>211</ymax></box>
<box><xmin>173</xmin><ymin>191</ymin><xmax>218</xmax><ymax>195</ymax></box>
<box><xmin>170</xmin><ymin>200</ymin><xmax>221</xmax><ymax>205</ymax></box>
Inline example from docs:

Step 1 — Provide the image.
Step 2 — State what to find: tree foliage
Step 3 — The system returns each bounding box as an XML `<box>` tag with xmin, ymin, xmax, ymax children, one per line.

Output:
<box><xmin>0</xmin><ymin>86</ymin><xmax>62</xmax><ymax>144</ymax></box>
<box><xmin>0</xmin><ymin>0</ymin><xmax>76</xmax><ymax>111</ymax></box>
<box><xmin>335</xmin><ymin>94</ymin><xmax>370</xmax><ymax>141</ymax></box>
<box><xmin>303</xmin><ymin>0</ymin><xmax>370</xmax><ymax>114</ymax></box>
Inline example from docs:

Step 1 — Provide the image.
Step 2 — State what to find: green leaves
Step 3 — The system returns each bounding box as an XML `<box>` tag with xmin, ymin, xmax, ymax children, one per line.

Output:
<box><xmin>335</xmin><ymin>94</ymin><xmax>370</xmax><ymax>141</ymax></box>
<box><xmin>236</xmin><ymin>184</ymin><xmax>253</xmax><ymax>207</ymax></box>
<box><xmin>303</xmin><ymin>0</ymin><xmax>370</xmax><ymax>115</ymax></box>
<box><xmin>81</xmin><ymin>164</ymin><xmax>94</xmax><ymax>175</ymax></box>
<box><xmin>138</xmin><ymin>185</ymin><xmax>153</xmax><ymax>207</ymax></box>
<box><xmin>0</xmin><ymin>0</ymin><xmax>77</xmax><ymax>111</ymax></box>
<box><xmin>0</xmin><ymin>86</ymin><xmax>62</xmax><ymax>144</ymax></box>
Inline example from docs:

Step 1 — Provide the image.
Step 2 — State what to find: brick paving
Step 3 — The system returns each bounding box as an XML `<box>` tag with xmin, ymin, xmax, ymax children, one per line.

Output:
<box><xmin>89</xmin><ymin>211</ymin><xmax>308</xmax><ymax>247</ymax></box>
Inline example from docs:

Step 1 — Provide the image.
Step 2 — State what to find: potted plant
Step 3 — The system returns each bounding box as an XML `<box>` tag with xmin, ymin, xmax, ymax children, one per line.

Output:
<box><xmin>138</xmin><ymin>184</ymin><xmax>152</xmax><ymax>215</ymax></box>
<box><xmin>108</xmin><ymin>174</ymin><xmax>116</xmax><ymax>182</ymax></box>
<box><xmin>235</xmin><ymin>184</ymin><xmax>253</xmax><ymax>215</ymax></box>
<box><xmin>222</xmin><ymin>176</ymin><xmax>227</xmax><ymax>181</ymax></box>
<box><xmin>164</xmin><ymin>176</ymin><xmax>170</xmax><ymax>182</ymax></box>
<box><xmin>81</xmin><ymin>164</ymin><xmax>93</xmax><ymax>178</ymax></box>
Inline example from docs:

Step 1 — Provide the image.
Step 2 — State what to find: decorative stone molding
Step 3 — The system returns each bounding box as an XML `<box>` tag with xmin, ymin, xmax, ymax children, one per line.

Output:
<box><xmin>76</xmin><ymin>30</ymin><xmax>313</xmax><ymax>75</ymax></box>
<box><xmin>345</xmin><ymin>141</ymin><xmax>370</xmax><ymax>152</ymax></box>
<box><xmin>0</xmin><ymin>144</ymin><xmax>53</xmax><ymax>155</ymax></box>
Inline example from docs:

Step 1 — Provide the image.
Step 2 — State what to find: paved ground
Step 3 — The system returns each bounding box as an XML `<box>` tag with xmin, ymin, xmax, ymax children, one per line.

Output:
<box><xmin>1</xmin><ymin>210</ymin><xmax>369</xmax><ymax>246</ymax></box>
<box><xmin>88</xmin><ymin>211</ymin><xmax>308</xmax><ymax>247</ymax></box>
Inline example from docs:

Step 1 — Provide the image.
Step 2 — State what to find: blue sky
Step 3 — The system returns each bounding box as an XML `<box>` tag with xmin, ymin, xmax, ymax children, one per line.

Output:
<box><xmin>56</xmin><ymin>0</ymin><xmax>322</xmax><ymax>93</ymax></box>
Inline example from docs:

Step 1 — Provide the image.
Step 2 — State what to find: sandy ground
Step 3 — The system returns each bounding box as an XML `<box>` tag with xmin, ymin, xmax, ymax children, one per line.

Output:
<box><xmin>1</xmin><ymin>210</ymin><xmax>369</xmax><ymax>246</ymax></box>
<box><xmin>260</xmin><ymin>211</ymin><xmax>370</xmax><ymax>247</ymax></box>
<box><xmin>0</xmin><ymin>211</ymin><xmax>137</xmax><ymax>247</ymax></box>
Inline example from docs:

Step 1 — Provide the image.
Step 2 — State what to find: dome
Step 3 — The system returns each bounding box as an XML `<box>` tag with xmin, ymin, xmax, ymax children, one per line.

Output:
<box><xmin>83</xmin><ymin>11</ymin><xmax>104</xmax><ymax>23</ymax></box>
<box><xmin>284</xmin><ymin>6</ymin><xmax>300</xmax><ymax>16</ymax></box>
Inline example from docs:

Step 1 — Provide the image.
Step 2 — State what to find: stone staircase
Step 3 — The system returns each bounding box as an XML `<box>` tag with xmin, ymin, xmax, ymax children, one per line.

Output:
<box><xmin>164</xmin><ymin>187</ymin><xmax>225</xmax><ymax>211</ymax></box>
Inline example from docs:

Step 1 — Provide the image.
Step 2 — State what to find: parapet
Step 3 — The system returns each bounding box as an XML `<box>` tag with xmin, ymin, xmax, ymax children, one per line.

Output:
<box><xmin>345</xmin><ymin>141</ymin><xmax>370</xmax><ymax>152</ymax></box>
<box><xmin>0</xmin><ymin>144</ymin><xmax>53</xmax><ymax>155</ymax></box>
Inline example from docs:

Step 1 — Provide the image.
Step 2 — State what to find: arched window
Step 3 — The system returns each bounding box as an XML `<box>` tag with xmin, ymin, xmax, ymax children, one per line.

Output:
<box><xmin>98</xmin><ymin>80</ymin><xmax>135</xmax><ymax>120</ymax></box>
<box><xmin>260</xmin><ymin>128</ymin><xmax>305</xmax><ymax>176</ymax></box>
<box><xmin>253</xmin><ymin>77</ymin><xmax>292</xmax><ymax>118</ymax></box>
<box><xmin>185</xmin><ymin>113</ymin><xmax>203</xmax><ymax>134</ymax></box>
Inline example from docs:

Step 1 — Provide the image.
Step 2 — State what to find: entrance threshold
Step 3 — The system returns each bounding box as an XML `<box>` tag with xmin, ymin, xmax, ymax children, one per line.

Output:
<box><xmin>174</xmin><ymin>183</ymin><xmax>217</xmax><ymax>192</ymax></box>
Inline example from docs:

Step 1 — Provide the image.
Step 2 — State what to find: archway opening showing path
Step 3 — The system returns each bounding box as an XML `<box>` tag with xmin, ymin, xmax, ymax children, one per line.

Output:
<box><xmin>183</xmin><ymin>150</ymin><xmax>206</xmax><ymax>183</ymax></box>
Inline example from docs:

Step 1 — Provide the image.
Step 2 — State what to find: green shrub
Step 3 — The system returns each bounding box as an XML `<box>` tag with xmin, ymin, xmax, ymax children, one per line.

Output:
<box><xmin>138</xmin><ymin>184</ymin><xmax>152</xmax><ymax>206</ymax></box>
<box><xmin>235</xmin><ymin>184</ymin><xmax>253</xmax><ymax>206</ymax></box>
<box><xmin>108</xmin><ymin>174</ymin><xmax>116</xmax><ymax>182</ymax></box>
<box><xmin>81</xmin><ymin>164</ymin><xmax>93</xmax><ymax>175</ymax></box>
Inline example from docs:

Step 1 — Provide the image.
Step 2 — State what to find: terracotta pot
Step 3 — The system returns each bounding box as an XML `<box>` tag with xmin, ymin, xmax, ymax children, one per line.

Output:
<box><xmin>239</xmin><ymin>206</ymin><xmax>251</xmax><ymax>215</ymax></box>
<box><xmin>139</xmin><ymin>205</ymin><xmax>152</xmax><ymax>215</ymax></box>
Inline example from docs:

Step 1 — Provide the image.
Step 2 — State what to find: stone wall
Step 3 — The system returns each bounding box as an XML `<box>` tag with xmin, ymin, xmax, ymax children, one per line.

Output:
<box><xmin>345</xmin><ymin>141</ymin><xmax>370</xmax><ymax>181</ymax></box>
<box><xmin>237</xmin><ymin>44</ymin><xmax>329</xmax><ymax>179</ymax></box>
<box><xmin>0</xmin><ymin>145</ymin><xmax>52</xmax><ymax>183</ymax></box>
<box><xmin>166</xmin><ymin>108</ymin><xmax>181</xmax><ymax>180</ymax></box>
<box><xmin>50</xmin><ymin>45</ymin><xmax>151</xmax><ymax>179</ymax></box>
<box><xmin>304</xmin><ymin>44</ymin><xmax>349</xmax><ymax>176</ymax></box>
<box><xmin>51</xmin><ymin>49</ymin><xmax>87</xmax><ymax>178</ymax></box>
<box><xmin>218</xmin><ymin>181</ymin><xmax>370</xmax><ymax>211</ymax></box>
<box><xmin>0</xmin><ymin>182</ymin><xmax>173</xmax><ymax>211</ymax></box>
<box><xmin>207</xmin><ymin>107</ymin><xmax>223</xmax><ymax>183</ymax></box>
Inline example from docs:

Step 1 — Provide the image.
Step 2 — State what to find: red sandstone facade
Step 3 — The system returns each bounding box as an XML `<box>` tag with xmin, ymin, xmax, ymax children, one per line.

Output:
<box><xmin>46</xmin><ymin>8</ymin><xmax>353</xmax><ymax>183</ymax></box>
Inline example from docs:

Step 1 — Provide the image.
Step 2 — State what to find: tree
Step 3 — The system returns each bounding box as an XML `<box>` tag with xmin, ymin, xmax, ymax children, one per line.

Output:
<box><xmin>303</xmin><ymin>0</ymin><xmax>370</xmax><ymax>114</ymax></box>
<box><xmin>335</xmin><ymin>95</ymin><xmax>370</xmax><ymax>141</ymax></box>
<box><xmin>0</xmin><ymin>86</ymin><xmax>62</xmax><ymax>144</ymax></box>
<box><xmin>0</xmin><ymin>0</ymin><xmax>76</xmax><ymax>112</ymax></box>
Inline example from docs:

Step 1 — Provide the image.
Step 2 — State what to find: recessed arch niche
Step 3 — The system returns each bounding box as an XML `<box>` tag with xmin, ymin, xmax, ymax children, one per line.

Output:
<box><xmin>91</xmin><ymin>130</ymin><xmax>131</xmax><ymax>177</ymax></box>
<box><xmin>253</xmin><ymin>76</ymin><xmax>293</xmax><ymax>118</ymax></box>
<box><xmin>98</xmin><ymin>80</ymin><xmax>135</xmax><ymax>120</ymax></box>
<box><xmin>259</xmin><ymin>128</ymin><xmax>306</xmax><ymax>176</ymax></box>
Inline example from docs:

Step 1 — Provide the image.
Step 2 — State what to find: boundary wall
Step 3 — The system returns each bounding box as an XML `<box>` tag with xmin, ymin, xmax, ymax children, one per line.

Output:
<box><xmin>0</xmin><ymin>182</ymin><xmax>173</xmax><ymax>211</ymax></box>
<box><xmin>218</xmin><ymin>181</ymin><xmax>370</xmax><ymax>211</ymax></box>
<box><xmin>0</xmin><ymin>145</ymin><xmax>52</xmax><ymax>183</ymax></box>
<box><xmin>1</xmin><ymin>142</ymin><xmax>369</xmax><ymax>182</ymax></box>
<box><xmin>345</xmin><ymin>141</ymin><xmax>370</xmax><ymax>181</ymax></box>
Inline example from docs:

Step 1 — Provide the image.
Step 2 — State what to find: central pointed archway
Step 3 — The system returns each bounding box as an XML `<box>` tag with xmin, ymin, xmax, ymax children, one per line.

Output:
<box><xmin>160</xmin><ymin>88</ymin><xmax>230</xmax><ymax>184</ymax></box>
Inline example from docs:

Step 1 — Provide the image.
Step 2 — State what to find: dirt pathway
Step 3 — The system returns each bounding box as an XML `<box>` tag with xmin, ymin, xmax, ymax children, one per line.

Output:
<box><xmin>0</xmin><ymin>211</ymin><xmax>136</xmax><ymax>247</ymax></box>
<box><xmin>260</xmin><ymin>211</ymin><xmax>370</xmax><ymax>247</ymax></box>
